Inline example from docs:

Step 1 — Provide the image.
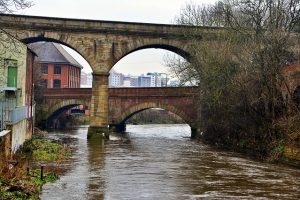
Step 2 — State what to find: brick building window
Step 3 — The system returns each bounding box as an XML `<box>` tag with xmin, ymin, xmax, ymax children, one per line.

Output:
<box><xmin>40</xmin><ymin>79</ymin><xmax>48</xmax><ymax>88</ymax></box>
<box><xmin>53</xmin><ymin>79</ymin><xmax>61</xmax><ymax>88</ymax></box>
<box><xmin>41</xmin><ymin>65</ymin><xmax>48</xmax><ymax>74</ymax></box>
<box><xmin>54</xmin><ymin>65</ymin><xmax>61</xmax><ymax>74</ymax></box>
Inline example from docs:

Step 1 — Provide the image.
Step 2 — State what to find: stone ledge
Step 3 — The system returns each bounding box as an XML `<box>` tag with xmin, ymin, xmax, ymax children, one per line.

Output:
<box><xmin>284</xmin><ymin>147</ymin><xmax>300</xmax><ymax>161</ymax></box>
<box><xmin>0</xmin><ymin>130</ymin><xmax>11</xmax><ymax>137</ymax></box>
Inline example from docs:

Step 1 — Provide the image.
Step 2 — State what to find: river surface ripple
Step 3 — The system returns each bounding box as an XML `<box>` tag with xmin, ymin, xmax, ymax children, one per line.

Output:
<box><xmin>40</xmin><ymin>124</ymin><xmax>300</xmax><ymax>200</ymax></box>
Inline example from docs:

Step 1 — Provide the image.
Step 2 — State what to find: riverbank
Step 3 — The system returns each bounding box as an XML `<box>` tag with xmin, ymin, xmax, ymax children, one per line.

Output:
<box><xmin>282</xmin><ymin>146</ymin><xmax>300</xmax><ymax>168</ymax></box>
<box><xmin>201</xmin><ymin>135</ymin><xmax>300</xmax><ymax>169</ymax></box>
<box><xmin>0</xmin><ymin>133</ymin><xmax>71</xmax><ymax>199</ymax></box>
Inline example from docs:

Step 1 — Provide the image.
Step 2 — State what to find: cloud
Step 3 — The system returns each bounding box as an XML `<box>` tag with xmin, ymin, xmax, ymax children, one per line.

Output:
<box><xmin>25</xmin><ymin>0</ymin><xmax>216</xmax><ymax>23</ymax></box>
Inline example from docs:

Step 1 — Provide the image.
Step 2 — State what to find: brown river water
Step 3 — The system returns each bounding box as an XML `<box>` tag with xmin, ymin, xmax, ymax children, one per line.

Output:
<box><xmin>40</xmin><ymin>124</ymin><xmax>300</xmax><ymax>200</ymax></box>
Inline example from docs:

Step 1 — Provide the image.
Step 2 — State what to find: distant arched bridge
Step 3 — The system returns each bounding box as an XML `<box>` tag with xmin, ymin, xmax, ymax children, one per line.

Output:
<box><xmin>40</xmin><ymin>87</ymin><xmax>201</xmax><ymax>138</ymax></box>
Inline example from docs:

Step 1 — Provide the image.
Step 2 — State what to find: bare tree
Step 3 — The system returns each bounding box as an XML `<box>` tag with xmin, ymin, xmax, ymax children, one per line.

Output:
<box><xmin>0</xmin><ymin>0</ymin><xmax>33</xmax><ymax>13</ymax></box>
<box><xmin>0</xmin><ymin>0</ymin><xmax>33</xmax><ymax>61</ymax></box>
<box><xmin>167</xmin><ymin>0</ymin><xmax>300</xmax><ymax>160</ymax></box>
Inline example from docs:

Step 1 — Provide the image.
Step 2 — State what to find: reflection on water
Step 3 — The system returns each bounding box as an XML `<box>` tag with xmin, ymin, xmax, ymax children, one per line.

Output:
<box><xmin>41</xmin><ymin>124</ymin><xmax>300</xmax><ymax>200</ymax></box>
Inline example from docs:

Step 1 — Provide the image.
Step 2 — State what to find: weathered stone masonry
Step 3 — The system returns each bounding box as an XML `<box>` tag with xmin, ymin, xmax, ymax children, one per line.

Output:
<box><xmin>0</xmin><ymin>14</ymin><xmax>209</xmax><ymax>137</ymax></box>
<box><xmin>41</xmin><ymin>87</ymin><xmax>201</xmax><ymax>138</ymax></box>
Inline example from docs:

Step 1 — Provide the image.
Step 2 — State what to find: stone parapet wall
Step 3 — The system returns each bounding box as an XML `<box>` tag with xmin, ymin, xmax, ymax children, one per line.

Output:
<box><xmin>0</xmin><ymin>130</ymin><xmax>12</xmax><ymax>159</ymax></box>
<box><xmin>284</xmin><ymin>146</ymin><xmax>300</xmax><ymax>161</ymax></box>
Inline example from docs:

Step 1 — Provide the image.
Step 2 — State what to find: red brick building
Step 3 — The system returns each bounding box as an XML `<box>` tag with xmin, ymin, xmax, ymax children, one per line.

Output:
<box><xmin>29</xmin><ymin>42</ymin><xmax>83</xmax><ymax>88</ymax></box>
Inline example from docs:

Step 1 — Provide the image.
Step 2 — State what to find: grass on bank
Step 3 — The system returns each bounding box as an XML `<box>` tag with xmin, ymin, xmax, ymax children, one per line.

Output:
<box><xmin>20</xmin><ymin>137</ymin><xmax>71</xmax><ymax>161</ymax></box>
<box><xmin>0</xmin><ymin>136</ymin><xmax>71</xmax><ymax>200</ymax></box>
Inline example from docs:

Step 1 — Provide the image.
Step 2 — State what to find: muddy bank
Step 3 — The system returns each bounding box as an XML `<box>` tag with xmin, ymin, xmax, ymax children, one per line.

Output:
<box><xmin>0</xmin><ymin>132</ymin><xmax>71</xmax><ymax>200</ymax></box>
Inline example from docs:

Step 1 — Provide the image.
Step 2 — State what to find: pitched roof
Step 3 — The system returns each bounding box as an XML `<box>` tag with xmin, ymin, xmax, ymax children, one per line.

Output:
<box><xmin>28</xmin><ymin>42</ymin><xmax>83</xmax><ymax>68</ymax></box>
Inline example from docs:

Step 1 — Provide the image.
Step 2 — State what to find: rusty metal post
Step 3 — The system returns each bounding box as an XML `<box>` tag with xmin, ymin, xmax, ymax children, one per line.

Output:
<box><xmin>40</xmin><ymin>165</ymin><xmax>44</xmax><ymax>180</ymax></box>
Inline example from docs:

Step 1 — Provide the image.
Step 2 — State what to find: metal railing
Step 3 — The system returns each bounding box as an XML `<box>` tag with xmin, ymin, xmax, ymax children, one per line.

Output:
<box><xmin>0</xmin><ymin>98</ymin><xmax>16</xmax><ymax>110</ymax></box>
<box><xmin>8</xmin><ymin>106</ymin><xmax>26</xmax><ymax>124</ymax></box>
<box><xmin>0</xmin><ymin>98</ymin><xmax>20</xmax><ymax>131</ymax></box>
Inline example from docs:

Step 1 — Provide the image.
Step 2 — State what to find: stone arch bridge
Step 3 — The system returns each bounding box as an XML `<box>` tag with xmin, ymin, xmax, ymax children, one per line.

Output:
<box><xmin>40</xmin><ymin>87</ymin><xmax>200</xmax><ymax>138</ymax></box>
<box><xmin>0</xmin><ymin>14</ymin><xmax>212</xmax><ymax>137</ymax></box>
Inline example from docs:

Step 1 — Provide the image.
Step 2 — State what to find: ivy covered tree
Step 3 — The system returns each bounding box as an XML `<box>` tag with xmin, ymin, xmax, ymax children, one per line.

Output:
<box><xmin>167</xmin><ymin>0</ymin><xmax>300</xmax><ymax>160</ymax></box>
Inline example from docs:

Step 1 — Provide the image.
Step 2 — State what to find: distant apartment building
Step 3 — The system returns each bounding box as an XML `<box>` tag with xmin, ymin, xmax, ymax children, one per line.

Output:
<box><xmin>108</xmin><ymin>70</ymin><xmax>170</xmax><ymax>88</ymax></box>
<box><xmin>130</xmin><ymin>76</ymin><xmax>139</xmax><ymax>87</ymax></box>
<box><xmin>138</xmin><ymin>75</ymin><xmax>151</xmax><ymax>87</ymax></box>
<box><xmin>29</xmin><ymin>42</ymin><xmax>83</xmax><ymax>88</ymax></box>
<box><xmin>169</xmin><ymin>79</ymin><xmax>179</xmax><ymax>87</ymax></box>
<box><xmin>161</xmin><ymin>75</ymin><xmax>169</xmax><ymax>87</ymax></box>
<box><xmin>81</xmin><ymin>71</ymin><xmax>88</xmax><ymax>85</ymax></box>
<box><xmin>109</xmin><ymin>70</ymin><xmax>124</xmax><ymax>87</ymax></box>
<box><xmin>147</xmin><ymin>73</ymin><xmax>156</xmax><ymax>87</ymax></box>
<box><xmin>122</xmin><ymin>75</ymin><xmax>138</xmax><ymax>87</ymax></box>
<box><xmin>146</xmin><ymin>72</ymin><xmax>166</xmax><ymax>87</ymax></box>
<box><xmin>81</xmin><ymin>71</ymin><xmax>92</xmax><ymax>87</ymax></box>
<box><xmin>123</xmin><ymin>76</ymin><xmax>132</xmax><ymax>87</ymax></box>
<box><xmin>87</xmin><ymin>73</ymin><xmax>93</xmax><ymax>86</ymax></box>
<box><xmin>156</xmin><ymin>75</ymin><xmax>162</xmax><ymax>87</ymax></box>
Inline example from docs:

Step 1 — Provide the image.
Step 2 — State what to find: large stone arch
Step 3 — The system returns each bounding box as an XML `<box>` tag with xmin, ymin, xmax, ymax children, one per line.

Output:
<box><xmin>9</xmin><ymin>31</ymin><xmax>98</xmax><ymax>71</ymax></box>
<box><xmin>110</xmin><ymin>39</ymin><xmax>191</xmax><ymax>70</ymax></box>
<box><xmin>112</xmin><ymin>102</ymin><xmax>194</xmax><ymax>127</ymax></box>
<box><xmin>22</xmin><ymin>36</ymin><xmax>94</xmax><ymax>69</ymax></box>
<box><xmin>44</xmin><ymin>99</ymin><xmax>89</xmax><ymax>121</ymax></box>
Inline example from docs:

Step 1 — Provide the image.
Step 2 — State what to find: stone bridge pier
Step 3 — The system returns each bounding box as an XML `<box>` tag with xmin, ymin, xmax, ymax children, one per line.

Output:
<box><xmin>88</xmin><ymin>73</ymin><xmax>110</xmax><ymax>139</ymax></box>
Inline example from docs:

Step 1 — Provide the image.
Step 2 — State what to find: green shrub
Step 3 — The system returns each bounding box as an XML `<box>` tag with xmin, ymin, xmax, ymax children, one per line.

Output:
<box><xmin>20</xmin><ymin>137</ymin><xmax>70</xmax><ymax>162</ymax></box>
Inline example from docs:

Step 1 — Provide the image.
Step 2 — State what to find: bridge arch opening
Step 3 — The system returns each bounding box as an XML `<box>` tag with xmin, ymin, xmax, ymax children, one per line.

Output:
<box><xmin>110</xmin><ymin>102</ymin><xmax>195</xmax><ymax>136</ymax></box>
<box><xmin>22</xmin><ymin>36</ymin><xmax>93</xmax><ymax>71</ymax></box>
<box><xmin>124</xmin><ymin>108</ymin><xmax>187</xmax><ymax>126</ymax></box>
<box><xmin>110</xmin><ymin>47</ymin><xmax>187</xmax><ymax>87</ymax></box>
<box><xmin>26</xmin><ymin>40</ymin><xmax>93</xmax><ymax>129</ymax></box>
<box><xmin>119</xmin><ymin>44</ymin><xmax>191</xmax><ymax>63</ymax></box>
<box><xmin>43</xmin><ymin>101</ymin><xmax>89</xmax><ymax>129</ymax></box>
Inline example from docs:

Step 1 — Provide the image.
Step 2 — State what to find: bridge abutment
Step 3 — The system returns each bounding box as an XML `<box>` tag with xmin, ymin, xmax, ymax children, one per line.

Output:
<box><xmin>191</xmin><ymin>126</ymin><xmax>203</xmax><ymax>139</ymax></box>
<box><xmin>88</xmin><ymin>72</ymin><xmax>110</xmax><ymax>139</ymax></box>
<box><xmin>87</xmin><ymin>126</ymin><xmax>109</xmax><ymax>139</ymax></box>
<box><xmin>109</xmin><ymin>123</ymin><xmax>126</xmax><ymax>132</ymax></box>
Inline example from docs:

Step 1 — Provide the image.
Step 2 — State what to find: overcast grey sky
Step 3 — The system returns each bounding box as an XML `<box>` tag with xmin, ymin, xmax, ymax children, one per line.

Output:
<box><xmin>23</xmin><ymin>0</ymin><xmax>216</xmax><ymax>75</ymax></box>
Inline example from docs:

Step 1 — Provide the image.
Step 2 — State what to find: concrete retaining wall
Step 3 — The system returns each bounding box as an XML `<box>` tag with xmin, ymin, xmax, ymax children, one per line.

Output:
<box><xmin>0</xmin><ymin>130</ymin><xmax>12</xmax><ymax>158</ymax></box>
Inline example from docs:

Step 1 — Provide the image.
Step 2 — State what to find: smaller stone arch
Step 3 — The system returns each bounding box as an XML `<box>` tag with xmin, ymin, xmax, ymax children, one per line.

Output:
<box><xmin>44</xmin><ymin>99</ymin><xmax>90</xmax><ymax>121</ymax></box>
<box><xmin>112</xmin><ymin>102</ymin><xmax>193</xmax><ymax>127</ymax></box>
